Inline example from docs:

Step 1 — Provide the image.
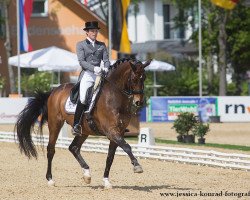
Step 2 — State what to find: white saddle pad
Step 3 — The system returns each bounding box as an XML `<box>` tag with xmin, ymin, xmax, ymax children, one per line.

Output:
<box><xmin>65</xmin><ymin>97</ymin><xmax>77</xmax><ymax>114</ymax></box>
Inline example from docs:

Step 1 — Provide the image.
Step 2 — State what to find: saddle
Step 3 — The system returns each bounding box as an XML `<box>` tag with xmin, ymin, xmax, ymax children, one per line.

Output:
<box><xmin>70</xmin><ymin>82</ymin><xmax>80</xmax><ymax>104</ymax></box>
<box><xmin>70</xmin><ymin>74</ymin><xmax>103</xmax><ymax>107</ymax></box>
<box><xmin>70</xmin><ymin>82</ymin><xmax>93</xmax><ymax>108</ymax></box>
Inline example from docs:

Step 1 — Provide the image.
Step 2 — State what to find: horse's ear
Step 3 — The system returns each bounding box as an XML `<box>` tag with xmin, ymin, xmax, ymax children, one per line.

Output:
<box><xmin>143</xmin><ymin>59</ymin><xmax>152</xmax><ymax>68</ymax></box>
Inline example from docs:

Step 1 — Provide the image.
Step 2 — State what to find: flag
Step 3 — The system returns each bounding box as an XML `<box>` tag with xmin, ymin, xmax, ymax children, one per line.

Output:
<box><xmin>81</xmin><ymin>0</ymin><xmax>88</xmax><ymax>6</ymax></box>
<box><xmin>211</xmin><ymin>0</ymin><xmax>239</xmax><ymax>10</ymax></box>
<box><xmin>19</xmin><ymin>0</ymin><xmax>33</xmax><ymax>52</ymax></box>
<box><xmin>112</xmin><ymin>0</ymin><xmax>131</xmax><ymax>54</ymax></box>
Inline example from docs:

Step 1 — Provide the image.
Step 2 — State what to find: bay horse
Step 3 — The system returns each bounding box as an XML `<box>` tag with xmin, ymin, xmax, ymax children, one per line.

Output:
<box><xmin>15</xmin><ymin>59</ymin><xmax>151</xmax><ymax>189</ymax></box>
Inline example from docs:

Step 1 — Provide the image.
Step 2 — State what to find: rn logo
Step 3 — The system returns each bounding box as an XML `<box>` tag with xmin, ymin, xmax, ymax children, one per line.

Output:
<box><xmin>225</xmin><ymin>104</ymin><xmax>250</xmax><ymax>114</ymax></box>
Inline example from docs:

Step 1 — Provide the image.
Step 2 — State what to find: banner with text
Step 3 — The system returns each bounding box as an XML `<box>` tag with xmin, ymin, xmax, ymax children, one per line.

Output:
<box><xmin>218</xmin><ymin>96</ymin><xmax>250</xmax><ymax>122</ymax></box>
<box><xmin>0</xmin><ymin>98</ymin><xmax>29</xmax><ymax>123</ymax></box>
<box><xmin>149</xmin><ymin>97</ymin><xmax>218</xmax><ymax>122</ymax></box>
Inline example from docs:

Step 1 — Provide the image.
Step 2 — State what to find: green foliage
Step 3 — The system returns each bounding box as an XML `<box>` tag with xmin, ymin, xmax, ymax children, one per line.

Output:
<box><xmin>0</xmin><ymin>74</ymin><xmax>6</xmax><ymax>89</ymax></box>
<box><xmin>172</xmin><ymin>112</ymin><xmax>198</xmax><ymax>136</ymax></box>
<box><xmin>169</xmin><ymin>0</ymin><xmax>250</xmax><ymax>96</ymax></box>
<box><xmin>241</xmin><ymin>82</ymin><xmax>249</xmax><ymax>96</ymax></box>
<box><xmin>227</xmin><ymin>3</ymin><xmax>250</xmax><ymax>85</ymax></box>
<box><xmin>21</xmin><ymin>71</ymin><xmax>52</xmax><ymax>96</ymax></box>
<box><xmin>144</xmin><ymin>58</ymin><xmax>202</xmax><ymax>97</ymax></box>
<box><xmin>192</xmin><ymin>122</ymin><xmax>210</xmax><ymax>138</ymax></box>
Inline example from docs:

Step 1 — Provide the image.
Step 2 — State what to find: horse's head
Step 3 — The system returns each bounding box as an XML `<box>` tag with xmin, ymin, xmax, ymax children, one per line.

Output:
<box><xmin>128</xmin><ymin>59</ymin><xmax>151</xmax><ymax>108</ymax></box>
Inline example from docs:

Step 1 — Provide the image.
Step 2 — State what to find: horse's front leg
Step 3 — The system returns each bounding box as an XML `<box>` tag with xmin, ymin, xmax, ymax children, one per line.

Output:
<box><xmin>109</xmin><ymin>132</ymin><xmax>143</xmax><ymax>174</ymax></box>
<box><xmin>69</xmin><ymin>134</ymin><xmax>91</xmax><ymax>184</ymax></box>
<box><xmin>103</xmin><ymin>141</ymin><xmax>118</xmax><ymax>189</ymax></box>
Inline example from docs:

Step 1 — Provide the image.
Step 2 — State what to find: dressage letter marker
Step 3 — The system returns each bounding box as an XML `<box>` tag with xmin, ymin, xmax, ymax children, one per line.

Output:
<box><xmin>138</xmin><ymin>128</ymin><xmax>155</xmax><ymax>146</ymax></box>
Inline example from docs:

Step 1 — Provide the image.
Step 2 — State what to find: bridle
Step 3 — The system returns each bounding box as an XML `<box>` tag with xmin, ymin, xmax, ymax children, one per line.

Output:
<box><xmin>102</xmin><ymin>66</ymin><xmax>145</xmax><ymax>98</ymax></box>
<box><xmin>123</xmin><ymin>71</ymin><xmax>144</xmax><ymax>96</ymax></box>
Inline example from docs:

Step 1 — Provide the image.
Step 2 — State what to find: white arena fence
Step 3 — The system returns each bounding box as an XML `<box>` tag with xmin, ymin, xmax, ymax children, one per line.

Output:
<box><xmin>0</xmin><ymin>131</ymin><xmax>250</xmax><ymax>171</ymax></box>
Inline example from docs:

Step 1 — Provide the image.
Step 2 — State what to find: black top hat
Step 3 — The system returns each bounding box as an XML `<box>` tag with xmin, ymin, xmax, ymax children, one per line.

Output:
<box><xmin>83</xmin><ymin>21</ymin><xmax>100</xmax><ymax>31</ymax></box>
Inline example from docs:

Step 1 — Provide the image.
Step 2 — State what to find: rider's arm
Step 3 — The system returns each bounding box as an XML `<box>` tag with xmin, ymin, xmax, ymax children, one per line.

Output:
<box><xmin>76</xmin><ymin>42</ymin><xmax>95</xmax><ymax>72</ymax></box>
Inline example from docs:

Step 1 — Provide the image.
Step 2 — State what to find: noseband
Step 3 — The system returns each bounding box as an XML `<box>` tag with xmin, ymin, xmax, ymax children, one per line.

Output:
<box><xmin>123</xmin><ymin>60</ymin><xmax>145</xmax><ymax>96</ymax></box>
<box><xmin>103</xmin><ymin>69</ymin><xmax>145</xmax><ymax>97</ymax></box>
<box><xmin>123</xmin><ymin>74</ymin><xmax>144</xmax><ymax>96</ymax></box>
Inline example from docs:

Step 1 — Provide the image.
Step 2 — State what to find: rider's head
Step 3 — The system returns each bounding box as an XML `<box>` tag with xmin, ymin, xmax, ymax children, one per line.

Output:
<box><xmin>83</xmin><ymin>21</ymin><xmax>100</xmax><ymax>41</ymax></box>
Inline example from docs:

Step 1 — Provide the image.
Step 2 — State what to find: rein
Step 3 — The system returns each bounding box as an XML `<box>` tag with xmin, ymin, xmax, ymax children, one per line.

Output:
<box><xmin>100</xmin><ymin>59</ymin><xmax>145</xmax><ymax>98</ymax></box>
<box><xmin>101</xmin><ymin>72</ymin><xmax>144</xmax><ymax>98</ymax></box>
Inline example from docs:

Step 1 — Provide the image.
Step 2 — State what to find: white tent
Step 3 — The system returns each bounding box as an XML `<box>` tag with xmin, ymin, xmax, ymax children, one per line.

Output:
<box><xmin>8</xmin><ymin>46</ymin><xmax>81</xmax><ymax>86</ymax></box>
<box><xmin>8</xmin><ymin>46</ymin><xmax>80</xmax><ymax>72</ymax></box>
<box><xmin>145</xmin><ymin>60</ymin><xmax>175</xmax><ymax>72</ymax></box>
<box><xmin>144</xmin><ymin>60</ymin><xmax>175</xmax><ymax>96</ymax></box>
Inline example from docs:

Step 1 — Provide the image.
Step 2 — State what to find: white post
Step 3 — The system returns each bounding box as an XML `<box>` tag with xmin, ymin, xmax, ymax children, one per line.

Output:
<box><xmin>59</xmin><ymin>123</ymin><xmax>68</xmax><ymax>139</ymax></box>
<box><xmin>198</xmin><ymin>0</ymin><xmax>202</xmax><ymax>96</ymax></box>
<box><xmin>108</xmin><ymin>0</ymin><xmax>112</xmax><ymax>60</ymax></box>
<box><xmin>17</xmin><ymin>0</ymin><xmax>21</xmax><ymax>95</ymax></box>
<box><xmin>153</xmin><ymin>71</ymin><xmax>157</xmax><ymax>96</ymax></box>
<box><xmin>138</xmin><ymin>127</ymin><xmax>155</xmax><ymax>146</ymax></box>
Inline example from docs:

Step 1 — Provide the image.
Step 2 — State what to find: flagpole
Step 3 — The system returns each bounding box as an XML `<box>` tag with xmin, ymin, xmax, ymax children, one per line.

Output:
<box><xmin>17</xmin><ymin>0</ymin><xmax>21</xmax><ymax>95</ymax></box>
<box><xmin>108</xmin><ymin>0</ymin><xmax>112</xmax><ymax>60</ymax></box>
<box><xmin>198</xmin><ymin>0</ymin><xmax>202</xmax><ymax>96</ymax></box>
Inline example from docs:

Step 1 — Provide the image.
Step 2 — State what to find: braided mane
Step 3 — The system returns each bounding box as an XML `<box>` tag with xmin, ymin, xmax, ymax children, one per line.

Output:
<box><xmin>110</xmin><ymin>58</ymin><xmax>135</xmax><ymax>70</ymax></box>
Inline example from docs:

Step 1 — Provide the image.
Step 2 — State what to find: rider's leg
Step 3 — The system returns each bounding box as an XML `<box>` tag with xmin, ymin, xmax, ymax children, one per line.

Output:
<box><xmin>72</xmin><ymin>101</ymin><xmax>86</xmax><ymax>136</ymax></box>
<box><xmin>72</xmin><ymin>73</ymin><xmax>94</xmax><ymax>136</ymax></box>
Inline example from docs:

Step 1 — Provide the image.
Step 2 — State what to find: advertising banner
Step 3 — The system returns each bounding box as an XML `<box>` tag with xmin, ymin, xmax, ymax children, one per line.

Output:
<box><xmin>0</xmin><ymin>98</ymin><xmax>29</xmax><ymax>124</ymax></box>
<box><xmin>218</xmin><ymin>97</ymin><xmax>250</xmax><ymax>122</ymax></box>
<box><xmin>149</xmin><ymin>97</ymin><xmax>218</xmax><ymax>122</ymax></box>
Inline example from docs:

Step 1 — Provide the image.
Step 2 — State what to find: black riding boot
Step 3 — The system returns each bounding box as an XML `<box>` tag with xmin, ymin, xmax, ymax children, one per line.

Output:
<box><xmin>72</xmin><ymin>101</ymin><xmax>86</xmax><ymax>136</ymax></box>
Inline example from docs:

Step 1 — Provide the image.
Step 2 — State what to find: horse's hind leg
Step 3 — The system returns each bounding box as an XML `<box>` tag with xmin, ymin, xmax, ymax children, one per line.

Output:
<box><xmin>68</xmin><ymin>135</ymin><xmax>90</xmax><ymax>184</ymax></box>
<box><xmin>46</xmin><ymin>119</ymin><xmax>64</xmax><ymax>186</ymax></box>
<box><xmin>111</xmin><ymin>134</ymin><xmax>143</xmax><ymax>173</ymax></box>
<box><xmin>103</xmin><ymin>141</ymin><xmax>118</xmax><ymax>189</ymax></box>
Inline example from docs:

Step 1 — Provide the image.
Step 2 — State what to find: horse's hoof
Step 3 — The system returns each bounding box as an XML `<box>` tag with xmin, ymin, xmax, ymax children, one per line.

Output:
<box><xmin>83</xmin><ymin>175</ymin><xmax>91</xmax><ymax>184</ymax></box>
<box><xmin>82</xmin><ymin>168</ymin><xmax>91</xmax><ymax>184</ymax></box>
<box><xmin>134</xmin><ymin>165</ymin><xmax>143</xmax><ymax>173</ymax></box>
<box><xmin>103</xmin><ymin>178</ymin><xmax>112</xmax><ymax>189</ymax></box>
<box><xmin>48</xmin><ymin>179</ymin><xmax>55</xmax><ymax>187</ymax></box>
<box><xmin>104</xmin><ymin>183</ymin><xmax>112</xmax><ymax>189</ymax></box>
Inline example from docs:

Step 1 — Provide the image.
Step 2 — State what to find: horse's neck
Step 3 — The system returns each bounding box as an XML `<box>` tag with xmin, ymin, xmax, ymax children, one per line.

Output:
<box><xmin>108</xmin><ymin>63</ymin><xmax>130</xmax><ymax>89</ymax></box>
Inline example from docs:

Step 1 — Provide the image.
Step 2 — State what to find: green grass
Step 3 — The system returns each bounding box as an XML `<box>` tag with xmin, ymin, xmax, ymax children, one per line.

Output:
<box><xmin>125</xmin><ymin>137</ymin><xmax>250</xmax><ymax>152</ymax></box>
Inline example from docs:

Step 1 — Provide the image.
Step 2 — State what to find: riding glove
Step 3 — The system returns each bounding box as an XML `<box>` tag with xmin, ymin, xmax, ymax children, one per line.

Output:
<box><xmin>103</xmin><ymin>67</ymin><xmax>109</xmax><ymax>73</ymax></box>
<box><xmin>94</xmin><ymin>67</ymin><xmax>102</xmax><ymax>75</ymax></box>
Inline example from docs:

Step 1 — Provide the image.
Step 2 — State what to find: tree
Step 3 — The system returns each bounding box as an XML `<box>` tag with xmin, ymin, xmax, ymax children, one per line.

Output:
<box><xmin>226</xmin><ymin>3</ymin><xmax>250</xmax><ymax>95</ymax></box>
<box><xmin>170</xmin><ymin>0</ymin><xmax>249</xmax><ymax>96</ymax></box>
<box><xmin>95</xmin><ymin>0</ymin><xmax>144</xmax><ymax>23</ymax></box>
<box><xmin>0</xmin><ymin>0</ymin><xmax>16</xmax><ymax>93</ymax></box>
<box><xmin>171</xmin><ymin>0</ymin><xmax>219</xmax><ymax>95</ymax></box>
<box><xmin>217</xmin><ymin>9</ymin><xmax>228</xmax><ymax>96</ymax></box>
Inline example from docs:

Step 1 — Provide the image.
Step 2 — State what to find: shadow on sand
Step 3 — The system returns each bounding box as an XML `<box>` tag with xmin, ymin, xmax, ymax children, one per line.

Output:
<box><xmin>60</xmin><ymin>184</ymin><xmax>193</xmax><ymax>193</ymax></box>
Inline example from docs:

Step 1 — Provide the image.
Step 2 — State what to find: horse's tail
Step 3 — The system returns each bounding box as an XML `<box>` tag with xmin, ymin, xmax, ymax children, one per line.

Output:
<box><xmin>15</xmin><ymin>91</ymin><xmax>51</xmax><ymax>159</ymax></box>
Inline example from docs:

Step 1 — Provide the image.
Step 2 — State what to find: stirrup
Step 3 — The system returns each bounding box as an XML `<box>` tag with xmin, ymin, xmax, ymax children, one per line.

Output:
<box><xmin>72</xmin><ymin>124</ymin><xmax>82</xmax><ymax>136</ymax></box>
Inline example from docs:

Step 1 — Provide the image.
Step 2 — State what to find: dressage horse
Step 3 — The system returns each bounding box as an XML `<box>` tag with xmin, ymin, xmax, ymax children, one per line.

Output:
<box><xmin>15</xmin><ymin>59</ymin><xmax>151</xmax><ymax>188</ymax></box>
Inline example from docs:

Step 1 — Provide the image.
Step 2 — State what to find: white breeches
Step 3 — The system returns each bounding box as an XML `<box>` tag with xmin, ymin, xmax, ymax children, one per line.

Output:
<box><xmin>79</xmin><ymin>71</ymin><xmax>97</xmax><ymax>104</ymax></box>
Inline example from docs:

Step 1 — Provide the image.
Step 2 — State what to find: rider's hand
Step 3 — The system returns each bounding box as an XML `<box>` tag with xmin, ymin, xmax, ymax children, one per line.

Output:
<box><xmin>103</xmin><ymin>67</ymin><xmax>109</xmax><ymax>73</ymax></box>
<box><xmin>94</xmin><ymin>67</ymin><xmax>101</xmax><ymax>75</ymax></box>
